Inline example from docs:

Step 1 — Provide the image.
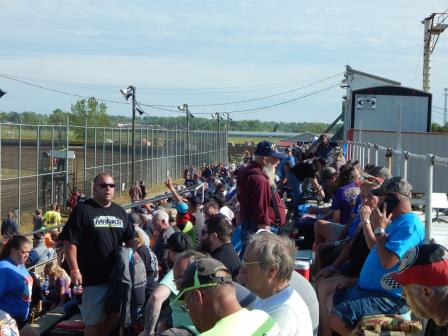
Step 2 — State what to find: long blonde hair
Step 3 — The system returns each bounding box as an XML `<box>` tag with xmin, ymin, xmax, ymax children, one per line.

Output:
<box><xmin>44</xmin><ymin>261</ymin><xmax>70</xmax><ymax>282</ymax></box>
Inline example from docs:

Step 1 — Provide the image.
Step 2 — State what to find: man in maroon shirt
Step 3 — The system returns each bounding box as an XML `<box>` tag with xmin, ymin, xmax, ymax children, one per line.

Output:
<box><xmin>237</xmin><ymin>141</ymin><xmax>286</xmax><ymax>253</ymax></box>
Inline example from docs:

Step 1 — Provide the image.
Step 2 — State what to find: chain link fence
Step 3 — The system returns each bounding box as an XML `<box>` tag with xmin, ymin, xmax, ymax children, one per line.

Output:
<box><xmin>0</xmin><ymin>122</ymin><xmax>228</xmax><ymax>228</ymax></box>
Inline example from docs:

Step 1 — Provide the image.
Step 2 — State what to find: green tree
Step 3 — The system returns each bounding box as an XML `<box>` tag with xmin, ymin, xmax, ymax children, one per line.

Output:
<box><xmin>49</xmin><ymin>109</ymin><xmax>67</xmax><ymax>124</ymax></box>
<box><xmin>69</xmin><ymin>97</ymin><xmax>111</xmax><ymax>139</ymax></box>
<box><xmin>21</xmin><ymin>111</ymin><xmax>40</xmax><ymax>124</ymax></box>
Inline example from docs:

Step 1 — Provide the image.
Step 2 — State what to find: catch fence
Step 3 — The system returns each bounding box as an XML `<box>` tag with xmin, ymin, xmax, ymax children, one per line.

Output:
<box><xmin>0</xmin><ymin>122</ymin><xmax>227</xmax><ymax>228</ymax></box>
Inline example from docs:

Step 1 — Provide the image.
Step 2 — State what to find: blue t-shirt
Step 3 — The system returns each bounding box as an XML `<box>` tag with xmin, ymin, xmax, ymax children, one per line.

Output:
<box><xmin>358</xmin><ymin>212</ymin><xmax>425</xmax><ymax>297</ymax></box>
<box><xmin>347</xmin><ymin>196</ymin><xmax>362</xmax><ymax>238</ymax></box>
<box><xmin>331</xmin><ymin>181</ymin><xmax>360</xmax><ymax>225</ymax></box>
<box><xmin>0</xmin><ymin>258</ymin><xmax>33</xmax><ymax>321</ymax></box>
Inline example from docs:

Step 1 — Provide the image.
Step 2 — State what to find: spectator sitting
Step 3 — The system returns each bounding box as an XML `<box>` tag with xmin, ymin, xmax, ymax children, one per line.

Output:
<box><xmin>324</xmin><ymin>177</ymin><xmax>425</xmax><ymax>335</ymax></box>
<box><xmin>42</xmin><ymin>261</ymin><xmax>71</xmax><ymax>311</ymax></box>
<box><xmin>1</xmin><ymin>210</ymin><xmax>18</xmax><ymax>240</ymax></box>
<box><xmin>202</xmin><ymin>199</ymin><xmax>220</xmax><ymax>220</ymax></box>
<box><xmin>176</xmin><ymin>202</ymin><xmax>197</xmax><ymax>248</ymax></box>
<box><xmin>314</xmin><ymin>164</ymin><xmax>360</xmax><ymax>246</ymax></box>
<box><xmin>199</xmin><ymin>214</ymin><xmax>241</xmax><ymax>280</ymax></box>
<box><xmin>152</xmin><ymin>209</ymin><xmax>175</xmax><ymax>274</ymax></box>
<box><xmin>138</xmin><ymin>233</ymin><xmax>194</xmax><ymax>336</ymax></box>
<box><xmin>381</xmin><ymin>243</ymin><xmax>448</xmax><ymax>334</ymax></box>
<box><xmin>239</xmin><ymin>233</ymin><xmax>313</xmax><ymax>336</ymax></box>
<box><xmin>174</xmin><ymin>257</ymin><xmax>281</xmax><ymax>335</ymax></box>
<box><xmin>26</xmin><ymin>233</ymin><xmax>56</xmax><ymax>267</ymax></box>
<box><xmin>129</xmin><ymin>213</ymin><xmax>150</xmax><ymax>248</ymax></box>
<box><xmin>0</xmin><ymin>235</ymin><xmax>38</xmax><ymax>336</ymax></box>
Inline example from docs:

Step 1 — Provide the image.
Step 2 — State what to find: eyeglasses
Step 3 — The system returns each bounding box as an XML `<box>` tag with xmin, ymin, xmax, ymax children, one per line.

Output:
<box><xmin>241</xmin><ymin>259</ymin><xmax>261</xmax><ymax>268</ymax></box>
<box><xmin>97</xmin><ymin>183</ymin><xmax>115</xmax><ymax>189</ymax></box>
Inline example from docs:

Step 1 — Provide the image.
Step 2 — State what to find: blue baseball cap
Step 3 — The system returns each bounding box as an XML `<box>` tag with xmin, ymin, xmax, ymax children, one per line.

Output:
<box><xmin>254</xmin><ymin>141</ymin><xmax>285</xmax><ymax>160</ymax></box>
<box><xmin>176</xmin><ymin>202</ymin><xmax>189</xmax><ymax>214</ymax></box>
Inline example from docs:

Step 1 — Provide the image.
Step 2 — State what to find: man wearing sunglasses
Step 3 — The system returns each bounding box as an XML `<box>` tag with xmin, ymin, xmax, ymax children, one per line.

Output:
<box><xmin>60</xmin><ymin>173</ymin><xmax>136</xmax><ymax>336</ymax></box>
<box><xmin>174</xmin><ymin>257</ymin><xmax>280</xmax><ymax>336</ymax></box>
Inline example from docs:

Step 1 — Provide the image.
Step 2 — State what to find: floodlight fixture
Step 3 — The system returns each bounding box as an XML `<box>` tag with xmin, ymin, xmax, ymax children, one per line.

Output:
<box><xmin>120</xmin><ymin>87</ymin><xmax>133</xmax><ymax>100</ymax></box>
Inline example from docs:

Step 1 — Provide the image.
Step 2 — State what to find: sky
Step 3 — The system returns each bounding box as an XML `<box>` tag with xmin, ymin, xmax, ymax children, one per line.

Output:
<box><xmin>0</xmin><ymin>0</ymin><xmax>447</xmax><ymax>124</ymax></box>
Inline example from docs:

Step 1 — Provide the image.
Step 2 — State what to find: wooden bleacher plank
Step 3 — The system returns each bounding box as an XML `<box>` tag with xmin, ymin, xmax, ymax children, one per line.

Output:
<box><xmin>27</xmin><ymin>306</ymin><xmax>66</xmax><ymax>335</ymax></box>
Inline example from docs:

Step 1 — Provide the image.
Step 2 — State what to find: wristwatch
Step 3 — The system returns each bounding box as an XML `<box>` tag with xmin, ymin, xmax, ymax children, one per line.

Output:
<box><xmin>374</xmin><ymin>227</ymin><xmax>385</xmax><ymax>236</ymax></box>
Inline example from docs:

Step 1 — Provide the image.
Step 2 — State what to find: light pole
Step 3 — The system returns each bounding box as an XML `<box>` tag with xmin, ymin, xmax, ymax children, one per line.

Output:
<box><xmin>224</xmin><ymin>112</ymin><xmax>232</xmax><ymax>162</ymax></box>
<box><xmin>178</xmin><ymin>104</ymin><xmax>194</xmax><ymax>167</ymax></box>
<box><xmin>212</xmin><ymin>113</ymin><xmax>223</xmax><ymax>163</ymax></box>
<box><xmin>120</xmin><ymin>86</ymin><xmax>136</xmax><ymax>185</ymax></box>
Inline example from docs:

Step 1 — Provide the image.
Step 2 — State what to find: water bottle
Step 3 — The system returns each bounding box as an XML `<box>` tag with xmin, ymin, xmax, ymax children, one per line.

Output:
<box><xmin>73</xmin><ymin>285</ymin><xmax>83</xmax><ymax>305</ymax></box>
<box><xmin>42</xmin><ymin>276</ymin><xmax>50</xmax><ymax>295</ymax></box>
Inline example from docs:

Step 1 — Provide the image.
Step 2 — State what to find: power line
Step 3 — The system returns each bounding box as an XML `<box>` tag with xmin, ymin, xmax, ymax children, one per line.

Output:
<box><xmin>192</xmin><ymin>82</ymin><xmax>342</xmax><ymax>116</ymax></box>
<box><xmin>189</xmin><ymin>73</ymin><xmax>343</xmax><ymax>107</ymax></box>
<box><xmin>0</xmin><ymin>74</ymin><xmax>182</xmax><ymax>114</ymax></box>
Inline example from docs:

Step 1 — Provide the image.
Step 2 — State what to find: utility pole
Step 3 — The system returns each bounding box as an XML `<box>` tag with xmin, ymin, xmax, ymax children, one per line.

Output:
<box><xmin>120</xmin><ymin>85</ymin><xmax>136</xmax><ymax>185</ymax></box>
<box><xmin>422</xmin><ymin>12</ymin><xmax>448</xmax><ymax>93</ymax></box>
<box><xmin>178</xmin><ymin>104</ymin><xmax>193</xmax><ymax>167</ymax></box>
<box><xmin>444</xmin><ymin>88</ymin><xmax>448</xmax><ymax>126</ymax></box>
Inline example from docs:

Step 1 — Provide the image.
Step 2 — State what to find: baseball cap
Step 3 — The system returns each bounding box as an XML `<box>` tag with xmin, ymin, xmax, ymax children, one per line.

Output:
<box><xmin>176</xmin><ymin>202</ymin><xmax>189</xmax><ymax>214</ymax></box>
<box><xmin>174</xmin><ymin>257</ymin><xmax>232</xmax><ymax>301</ymax></box>
<box><xmin>163</xmin><ymin>232</ymin><xmax>193</xmax><ymax>253</ymax></box>
<box><xmin>371</xmin><ymin>176</ymin><xmax>412</xmax><ymax>197</ymax></box>
<box><xmin>254</xmin><ymin>141</ymin><xmax>286</xmax><ymax>160</ymax></box>
<box><xmin>362</xmin><ymin>165</ymin><xmax>391</xmax><ymax>181</ymax></box>
<box><xmin>382</xmin><ymin>244</ymin><xmax>448</xmax><ymax>289</ymax></box>
<box><xmin>128</xmin><ymin>213</ymin><xmax>141</xmax><ymax>226</ymax></box>
<box><xmin>320</xmin><ymin>166</ymin><xmax>338</xmax><ymax>183</ymax></box>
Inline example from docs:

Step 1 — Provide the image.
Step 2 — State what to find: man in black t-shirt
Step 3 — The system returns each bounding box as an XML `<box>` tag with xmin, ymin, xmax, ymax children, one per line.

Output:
<box><xmin>60</xmin><ymin>173</ymin><xmax>135</xmax><ymax>336</ymax></box>
<box><xmin>199</xmin><ymin>214</ymin><xmax>241</xmax><ymax>280</ymax></box>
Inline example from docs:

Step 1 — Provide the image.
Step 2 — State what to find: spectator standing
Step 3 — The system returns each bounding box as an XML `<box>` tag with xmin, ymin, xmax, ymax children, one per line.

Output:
<box><xmin>42</xmin><ymin>203</ymin><xmax>62</xmax><ymax>229</ymax></box>
<box><xmin>1</xmin><ymin>210</ymin><xmax>18</xmax><ymax>240</ymax></box>
<box><xmin>381</xmin><ymin>243</ymin><xmax>448</xmax><ymax>335</ymax></box>
<box><xmin>240</xmin><ymin>233</ymin><xmax>313</xmax><ymax>336</ymax></box>
<box><xmin>129</xmin><ymin>181</ymin><xmax>143</xmax><ymax>203</ymax></box>
<box><xmin>175</xmin><ymin>257</ymin><xmax>281</xmax><ymax>335</ymax></box>
<box><xmin>32</xmin><ymin>209</ymin><xmax>43</xmax><ymax>232</ymax></box>
<box><xmin>237</xmin><ymin>140</ymin><xmax>286</xmax><ymax>252</ymax></box>
<box><xmin>60</xmin><ymin>173</ymin><xmax>135</xmax><ymax>336</ymax></box>
<box><xmin>139</xmin><ymin>181</ymin><xmax>147</xmax><ymax>199</ymax></box>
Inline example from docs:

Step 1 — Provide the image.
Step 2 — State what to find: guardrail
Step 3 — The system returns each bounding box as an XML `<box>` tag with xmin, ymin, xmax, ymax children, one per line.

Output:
<box><xmin>342</xmin><ymin>140</ymin><xmax>448</xmax><ymax>242</ymax></box>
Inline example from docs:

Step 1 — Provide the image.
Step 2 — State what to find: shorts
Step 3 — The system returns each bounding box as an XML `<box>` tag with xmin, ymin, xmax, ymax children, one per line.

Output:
<box><xmin>326</xmin><ymin>222</ymin><xmax>345</xmax><ymax>242</ymax></box>
<box><xmin>331</xmin><ymin>286</ymin><xmax>409</xmax><ymax>328</ymax></box>
<box><xmin>78</xmin><ymin>284</ymin><xmax>109</xmax><ymax>326</ymax></box>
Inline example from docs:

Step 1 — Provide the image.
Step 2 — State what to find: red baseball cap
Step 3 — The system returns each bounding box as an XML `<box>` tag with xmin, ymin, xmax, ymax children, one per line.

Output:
<box><xmin>382</xmin><ymin>244</ymin><xmax>448</xmax><ymax>289</ymax></box>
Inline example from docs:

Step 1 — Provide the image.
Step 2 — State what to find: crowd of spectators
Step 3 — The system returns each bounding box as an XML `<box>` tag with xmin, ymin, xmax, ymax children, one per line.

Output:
<box><xmin>0</xmin><ymin>134</ymin><xmax>447</xmax><ymax>336</ymax></box>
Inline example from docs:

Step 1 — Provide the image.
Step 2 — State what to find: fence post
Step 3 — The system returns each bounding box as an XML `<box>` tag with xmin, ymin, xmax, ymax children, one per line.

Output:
<box><xmin>403</xmin><ymin>152</ymin><xmax>409</xmax><ymax>180</ymax></box>
<box><xmin>94</xmin><ymin>127</ymin><xmax>97</xmax><ymax>177</ymax></box>
<box><xmin>119</xmin><ymin>129</ymin><xmax>122</xmax><ymax>197</ymax></box>
<box><xmin>385</xmin><ymin>148</ymin><xmax>393</xmax><ymax>171</ymax></box>
<box><xmin>425</xmin><ymin>154</ymin><xmax>435</xmax><ymax>243</ymax></box>
<box><xmin>374</xmin><ymin>144</ymin><xmax>379</xmax><ymax>165</ymax></box>
<box><xmin>65</xmin><ymin>115</ymin><xmax>70</xmax><ymax>208</ymax></box>
<box><xmin>366</xmin><ymin>143</ymin><xmax>371</xmax><ymax>166</ymax></box>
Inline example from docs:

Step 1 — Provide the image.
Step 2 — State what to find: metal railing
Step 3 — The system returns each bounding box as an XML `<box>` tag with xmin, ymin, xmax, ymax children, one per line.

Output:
<box><xmin>343</xmin><ymin>140</ymin><xmax>448</xmax><ymax>242</ymax></box>
<box><xmin>0</xmin><ymin>121</ymin><xmax>227</xmax><ymax>228</ymax></box>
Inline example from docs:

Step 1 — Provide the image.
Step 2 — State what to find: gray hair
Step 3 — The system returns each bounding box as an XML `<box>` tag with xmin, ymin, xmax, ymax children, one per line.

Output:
<box><xmin>175</xmin><ymin>250</ymin><xmax>207</xmax><ymax>264</ymax></box>
<box><xmin>152</xmin><ymin>209</ymin><xmax>169</xmax><ymax>223</ymax></box>
<box><xmin>247</xmin><ymin>233</ymin><xmax>295</xmax><ymax>282</ymax></box>
<box><xmin>408</xmin><ymin>284</ymin><xmax>448</xmax><ymax>301</ymax></box>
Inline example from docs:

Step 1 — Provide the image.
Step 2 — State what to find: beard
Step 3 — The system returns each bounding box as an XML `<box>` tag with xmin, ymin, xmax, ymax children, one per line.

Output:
<box><xmin>263</xmin><ymin>163</ymin><xmax>276</xmax><ymax>186</ymax></box>
<box><xmin>198</xmin><ymin>239</ymin><xmax>212</xmax><ymax>253</ymax></box>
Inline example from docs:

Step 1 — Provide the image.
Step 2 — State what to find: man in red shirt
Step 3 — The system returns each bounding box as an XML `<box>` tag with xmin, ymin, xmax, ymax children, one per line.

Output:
<box><xmin>237</xmin><ymin>141</ymin><xmax>286</xmax><ymax>253</ymax></box>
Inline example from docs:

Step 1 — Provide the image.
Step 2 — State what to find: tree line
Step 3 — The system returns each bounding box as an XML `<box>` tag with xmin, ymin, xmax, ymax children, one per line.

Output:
<box><xmin>0</xmin><ymin>97</ymin><xmax>330</xmax><ymax>134</ymax></box>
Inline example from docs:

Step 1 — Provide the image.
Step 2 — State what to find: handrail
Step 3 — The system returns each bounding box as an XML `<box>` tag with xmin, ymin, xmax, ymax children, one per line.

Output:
<box><xmin>3</xmin><ymin>182</ymin><xmax>206</xmax><ymax>243</ymax></box>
